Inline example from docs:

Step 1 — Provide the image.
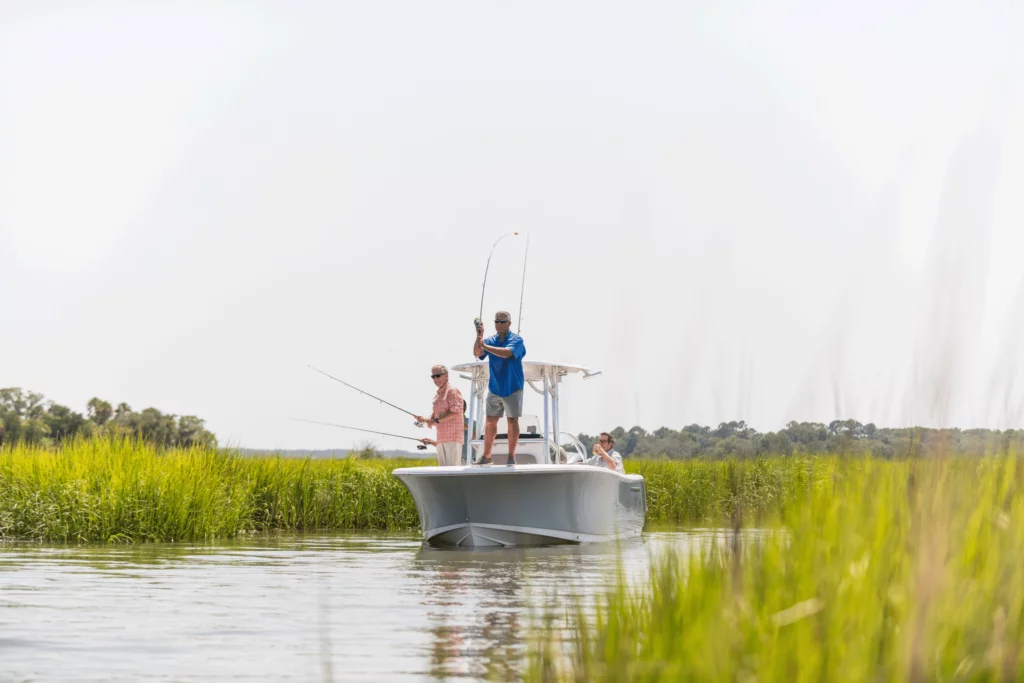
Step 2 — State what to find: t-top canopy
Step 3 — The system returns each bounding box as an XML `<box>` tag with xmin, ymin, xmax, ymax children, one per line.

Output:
<box><xmin>450</xmin><ymin>360</ymin><xmax>602</xmax><ymax>383</ymax></box>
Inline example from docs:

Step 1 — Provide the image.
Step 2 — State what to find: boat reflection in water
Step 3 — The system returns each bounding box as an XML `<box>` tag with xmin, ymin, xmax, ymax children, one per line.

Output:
<box><xmin>409</xmin><ymin>539</ymin><xmax>646</xmax><ymax>681</ymax></box>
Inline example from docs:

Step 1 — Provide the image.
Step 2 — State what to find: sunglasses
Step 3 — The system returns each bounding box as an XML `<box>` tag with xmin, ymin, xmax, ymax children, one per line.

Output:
<box><xmin>494</xmin><ymin>319</ymin><xmax>510</xmax><ymax>324</ymax></box>
<box><xmin>430</xmin><ymin>373</ymin><xmax>446</xmax><ymax>378</ymax></box>
<box><xmin>599</xmin><ymin>438</ymin><xmax>611</xmax><ymax>443</ymax></box>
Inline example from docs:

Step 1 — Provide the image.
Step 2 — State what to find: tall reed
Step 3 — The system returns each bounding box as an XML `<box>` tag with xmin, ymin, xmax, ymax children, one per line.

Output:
<box><xmin>628</xmin><ymin>457</ymin><xmax>831</xmax><ymax>526</ymax></box>
<box><xmin>529</xmin><ymin>453</ymin><xmax>1024</xmax><ymax>681</ymax></box>
<box><xmin>0</xmin><ymin>437</ymin><xmax>422</xmax><ymax>542</ymax></box>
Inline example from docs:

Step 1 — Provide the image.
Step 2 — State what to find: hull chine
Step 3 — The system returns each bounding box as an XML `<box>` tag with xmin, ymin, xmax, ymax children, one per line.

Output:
<box><xmin>427</xmin><ymin>522</ymin><xmax>609</xmax><ymax>548</ymax></box>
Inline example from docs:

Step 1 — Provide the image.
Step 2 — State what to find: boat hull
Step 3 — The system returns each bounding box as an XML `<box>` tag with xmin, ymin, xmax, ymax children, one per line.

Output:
<box><xmin>392</xmin><ymin>464</ymin><xmax>646</xmax><ymax>547</ymax></box>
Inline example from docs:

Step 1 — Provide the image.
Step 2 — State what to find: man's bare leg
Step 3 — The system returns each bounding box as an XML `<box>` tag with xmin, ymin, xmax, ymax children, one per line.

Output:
<box><xmin>481</xmin><ymin>416</ymin><xmax>499</xmax><ymax>463</ymax></box>
<box><xmin>506</xmin><ymin>417</ymin><xmax>520</xmax><ymax>465</ymax></box>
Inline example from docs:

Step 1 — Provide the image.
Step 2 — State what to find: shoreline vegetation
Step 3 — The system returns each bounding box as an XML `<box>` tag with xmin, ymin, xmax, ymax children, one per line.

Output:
<box><xmin>0</xmin><ymin>388</ymin><xmax>216</xmax><ymax>450</ymax></box>
<box><xmin>0</xmin><ymin>438</ymin><xmax>839</xmax><ymax>543</ymax></box>
<box><xmin>0</xmin><ymin>438</ymin><xmax>420</xmax><ymax>543</ymax></box>
<box><xmin>528</xmin><ymin>450</ymin><xmax>1024</xmax><ymax>682</ymax></box>
<box><xmin>6</xmin><ymin>385</ymin><xmax>1023</xmax><ymax>462</ymax></box>
<box><xmin>581</xmin><ymin>420</ymin><xmax>1024</xmax><ymax>460</ymax></box>
<box><xmin>1</xmin><ymin>437</ymin><xmax>1018</xmax><ymax>545</ymax></box>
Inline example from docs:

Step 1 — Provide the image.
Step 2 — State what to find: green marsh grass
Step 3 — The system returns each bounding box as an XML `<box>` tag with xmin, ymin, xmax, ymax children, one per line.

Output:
<box><xmin>1</xmin><ymin>438</ymin><xmax>830</xmax><ymax>543</ymax></box>
<box><xmin>0</xmin><ymin>437</ymin><xmax>424</xmax><ymax>542</ymax></box>
<box><xmin>628</xmin><ymin>457</ymin><xmax>830</xmax><ymax>527</ymax></box>
<box><xmin>529</xmin><ymin>454</ymin><xmax>1024</xmax><ymax>682</ymax></box>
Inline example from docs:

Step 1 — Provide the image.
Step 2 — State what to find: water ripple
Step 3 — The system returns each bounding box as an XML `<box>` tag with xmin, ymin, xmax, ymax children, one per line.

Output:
<box><xmin>0</xmin><ymin>531</ymin><xmax>733</xmax><ymax>681</ymax></box>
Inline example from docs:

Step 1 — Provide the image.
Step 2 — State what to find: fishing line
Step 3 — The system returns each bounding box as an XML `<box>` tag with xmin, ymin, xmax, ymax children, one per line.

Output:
<box><xmin>308</xmin><ymin>365</ymin><xmax>425</xmax><ymax>427</ymax></box>
<box><xmin>290</xmin><ymin>418</ymin><xmax>428</xmax><ymax>450</ymax></box>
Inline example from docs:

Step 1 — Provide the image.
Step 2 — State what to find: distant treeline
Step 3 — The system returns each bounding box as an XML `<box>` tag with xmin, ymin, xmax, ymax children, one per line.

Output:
<box><xmin>579</xmin><ymin>420</ymin><xmax>1024</xmax><ymax>459</ymax></box>
<box><xmin>0</xmin><ymin>388</ymin><xmax>216</xmax><ymax>449</ymax></box>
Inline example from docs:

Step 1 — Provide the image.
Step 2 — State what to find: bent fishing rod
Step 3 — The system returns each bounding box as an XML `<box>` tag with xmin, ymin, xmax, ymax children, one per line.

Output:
<box><xmin>290</xmin><ymin>418</ymin><xmax>428</xmax><ymax>450</ymax></box>
<box><xmin>476</xmin><ymin>231</ymin><xmax>530</xmax><ymax>334</ymax></box>
<box><xmin>477</xmin><ymin>232</ymin><xmax>518</xmax><ymax>324</ymax></box>
<box><xmin>517</xmin><ymin>233</ymin><xmax>530</xmax><ymax>332</ymax></box>
<box><xmin>308</xmin><ymin>365</ymin><xmax>426</xmax><ymax>427</ymax></box>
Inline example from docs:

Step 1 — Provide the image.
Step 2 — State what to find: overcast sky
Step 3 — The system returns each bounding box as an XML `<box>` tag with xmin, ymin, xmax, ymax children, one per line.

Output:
<box><xmin>2</xmin><ymin>1</ymin><xmax>1022</xmax><ymax>451</ymax></box>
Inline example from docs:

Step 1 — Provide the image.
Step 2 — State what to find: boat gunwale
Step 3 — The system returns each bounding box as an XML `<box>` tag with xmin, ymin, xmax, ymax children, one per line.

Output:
<box><xmin>392</xmin><ymin>464</ymin><xmax>642</xmax><ymax>480</ymax></box>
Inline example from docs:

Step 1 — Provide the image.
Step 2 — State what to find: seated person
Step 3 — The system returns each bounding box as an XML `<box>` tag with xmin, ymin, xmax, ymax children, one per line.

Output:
<box><xmin>582</xmin><ymin>432</ymin><xmax>624</xmax><ymax>474</ymax></box>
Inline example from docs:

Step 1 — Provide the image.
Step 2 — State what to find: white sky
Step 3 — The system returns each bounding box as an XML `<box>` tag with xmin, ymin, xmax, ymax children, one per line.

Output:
<box><xmin>2</xmin><ymin>1</ymin><xmax>1022</xmax><ymax>450</ymax></box>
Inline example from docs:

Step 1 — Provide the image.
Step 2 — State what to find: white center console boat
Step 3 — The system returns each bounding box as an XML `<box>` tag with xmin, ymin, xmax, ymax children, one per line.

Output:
<box><xmin>392</xmin><ymin>360</ymin><xmax>647</xmax><ymax>547</ymax></box>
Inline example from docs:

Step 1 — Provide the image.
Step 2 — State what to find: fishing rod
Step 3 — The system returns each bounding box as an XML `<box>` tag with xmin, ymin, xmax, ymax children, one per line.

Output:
<box><xmin>290</xmin><ymin>418</ymin><xmax>428</xmax><ymax>450</ymax></box>
<box><xmin>477</xmin><ymin>232</ymin><xmax>519</xmax><ymax>326</ymax></box>
<box><xmin>308</xmin><ymin>365</ymin><xmax>425</xmax><ymax>428</ymax></box>
<box><xmin>517</xmin><ymin>233</ymin><xmax>530</xmax><ymax>332</ymax></box>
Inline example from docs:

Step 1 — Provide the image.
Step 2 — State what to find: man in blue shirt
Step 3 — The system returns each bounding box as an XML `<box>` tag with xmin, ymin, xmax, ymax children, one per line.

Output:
<box><xmin>473</xmin><ymin>310</ymin><xmax>527</xmax><ymax>465</ymax></box>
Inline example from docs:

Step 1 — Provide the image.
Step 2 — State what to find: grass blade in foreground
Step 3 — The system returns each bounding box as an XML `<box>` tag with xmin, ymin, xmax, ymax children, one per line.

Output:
<box><xmin>530</xmin><ymin>455</ymin><xmax>1024</xmax><ymax>682</ymax></box>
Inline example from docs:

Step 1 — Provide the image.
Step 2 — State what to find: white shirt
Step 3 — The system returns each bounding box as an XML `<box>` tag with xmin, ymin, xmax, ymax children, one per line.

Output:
<box><xmin>586</xmin><ymin>448</ymin><xmax>624</xmax><ymax>474</ymax></box>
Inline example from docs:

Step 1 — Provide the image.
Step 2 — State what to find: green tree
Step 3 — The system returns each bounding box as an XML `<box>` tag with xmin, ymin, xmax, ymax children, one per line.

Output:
<box><xmin>177</xmin><ymin>415</ymin><xmax>217</xmax><ymax>449</ymax></box>
<box><xmin>761</xmin><ymin>431</ymin><xmax>794</xmax><ymax>456</ymax></box>
<box><xmin>0</xmin><ymin>388</ymin><xmax>46</xmax><ymax>420</ymax></box>
<box><xmin>1</xmin><ymin>388</ymin><xmax>48</xmax><ymax>445</ymax></box>
<box><xmin>20</xmin><ymin>417</ymin><xmax>50</xmax><ymax>445</ymax></box>
<box><xmin>131</xmin><ymin>408</ymin><xmax>178</xmax><ymax>446</ymax></box>
<box><xmin>43</xmin><ymin>402</ymin><xmax>87</xmax><ymax>442</ymax></box>
<box><xmin>624</xmin><ymin>426</ymin><xmax>647</xmax><ymax>456</ymax></box>
<box><xmin>86</xmin><ymin>398</ymin><xmax>114</xmax><ymax>426</ymax></box>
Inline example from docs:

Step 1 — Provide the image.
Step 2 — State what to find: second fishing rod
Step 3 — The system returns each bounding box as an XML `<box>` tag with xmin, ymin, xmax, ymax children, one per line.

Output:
<box><xmin>308</xmin><ymin>365</ymin><xmax>428</xmax><ymax>428</ymax></box>
<box><xmin>290</xmin><ymin>418</ymin><xmax>429</xmax><ymax>450</ymax></box>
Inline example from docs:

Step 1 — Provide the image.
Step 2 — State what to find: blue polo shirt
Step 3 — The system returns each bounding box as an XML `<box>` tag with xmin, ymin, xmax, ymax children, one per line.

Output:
<box><xmin>477</xmin><ymin>331</ymin><xmax>526</xmax><ymax>397</ymax></box>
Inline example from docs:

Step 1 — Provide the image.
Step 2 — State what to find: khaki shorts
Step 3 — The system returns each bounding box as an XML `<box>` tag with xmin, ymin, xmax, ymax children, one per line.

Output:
<box><xmin>436</xmin><ymin>441</ymin><xmax>462</xmax><ymax>466</ymax></box>
<box><xmin>485</xmin><ymin>389</ymin><xmax>524</xmax><ymax>418</ymax></box>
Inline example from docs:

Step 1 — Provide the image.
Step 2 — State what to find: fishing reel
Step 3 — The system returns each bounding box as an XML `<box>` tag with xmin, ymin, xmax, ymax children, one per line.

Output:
<box><xmin>414</xmin><ymin>420</ymin><xmax>427</xmax><ymax>429</ymax></box>
<box><xmin>416</xmin><ymin>444</ymin><xmax>428</xmax><ymax>450</ymax></box>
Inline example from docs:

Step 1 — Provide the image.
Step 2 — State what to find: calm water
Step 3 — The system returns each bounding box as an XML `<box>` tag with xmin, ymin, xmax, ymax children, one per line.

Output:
<box><xmin>1</xmin><ymin>531</ymin><xmax>729</xmax><ymax>682</ymax></box>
